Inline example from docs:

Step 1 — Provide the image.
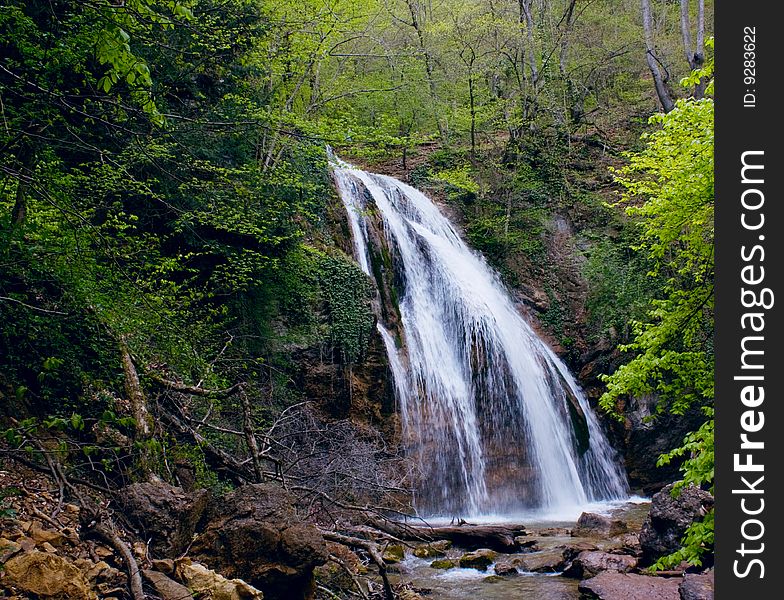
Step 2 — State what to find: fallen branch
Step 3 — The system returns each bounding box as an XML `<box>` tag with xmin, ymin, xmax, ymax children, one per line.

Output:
<box><xmin>320</xmin><ymin>530</ymin><xmax>394</xmax><ymax>600</ymax></box>
<box><xmin>158</xmin><ymin>409</ymin><xmax>254</xmax><ymax>484</ymax></box>
<box><xmin>148</xmin><ymin>373</ymin><xmax>243</xmax><ymax>398</ymax></box>
<box><xmin>87</xmin><ymin>521</ymin><xmax>146</xmax><ymax>600</ymax></box>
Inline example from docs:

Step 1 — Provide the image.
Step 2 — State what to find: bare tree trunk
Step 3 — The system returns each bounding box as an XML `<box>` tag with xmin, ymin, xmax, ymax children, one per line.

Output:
<box><xmin>680</xmin><ymin>0</ymin><xmax>706</xmax><ymax>98</ymax></box>
<box><xmin>120</xmin><ymin>339</ymin><xmax>152</xmax><ymax>441</ymax></box>
<box><xmin>520</xmin><ymin>0</ymin><xmax>539</xmax><ymax>88</ymax></box>
<box><xmin>405</xmin><ymin>0</ymin><xmax>447</xmax><ymax>143</ymax></box>
<box><xmin>240</xmin><ymin>390</ymin><xmax>264</xmax><ymax>482</ymax></box>
<box><xmin>642</xmin><ymin>0</ymin><xmax>675</xmax><ymax>112</ymax></box>
<box><xmin>11</xmin><ymin>143</ymin><xmax>36</xmax><ymax>227</ymax></box>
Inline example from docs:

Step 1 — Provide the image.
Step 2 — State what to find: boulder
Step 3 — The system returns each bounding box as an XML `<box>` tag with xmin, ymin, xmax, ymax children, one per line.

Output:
<box><xmin>458</xmin><ymin>549</ymin><xmax>496</xmax><ymax>571</ymax></box>
<box><xmin>383</xmin><ymin>544</ymin><xmax>405</xmax><ymax>563</ymax></box>
<box><xmin>118</xmin><ymin>479</ymin><xmax>210</xmax><ymax>558</ymax></box>
<box><xmin>430</xmin><ymin>559</ymin><xmax>455</xmax><ymax>569</ymax></box>
<box><xmin>679</xmin><ymin>572</ymin><xmax>714</xmax><ymax>600</ymax></box>
<box><xmin>2</xmin><ymin>550</ymin><xmax>97</xmax><ymax>600</ymax></box>
<box><xmin>413</xmin><ymin>543</ymin><xmax>446</xmax><ymax>559</ymax></box>
<box><xmin>639</xmin><ymin>484</ymin><xmax>714</xmax><ymax>566</ymax></box>
<box><xmin>191</xmin><ymin>483</ymin><xmax>328</xmax><ymax>600</ymax></box>
<box><xmin>515</xmin><ymin>548</ymin><xmax>568</xmax><ymax>573</ymax></box>
<box><xmin>143</xmin><ymin>569</ymin><xmax>195</xmax><ymax>600</ymax></box>
<box><xmin>574</xmin><ymin>513</ymin><xmax>628</xmax><ymax>538</ymax></box>
<box><xmin>562</xmin><ymin>551</ymin><xmax>637</xmax><ymax>579</ymax></box>
<box><xmin>562</xmin><ymin>541</ymin><xmax>599</xmax><ymax>562</ymax></box>
<box><xmin>578</xmin><ymin>572</ymin><xmax>680</xmax><ymax>600</ymax></box>
<box><xmin>493</xmin><ymin>562</ymin><xmax>518</xmax><ymax>576</ymax></box>
<box><xmin>175</xmin><ymin>559</ymin><xmax>264</xmax><ymax>600</ymax></box>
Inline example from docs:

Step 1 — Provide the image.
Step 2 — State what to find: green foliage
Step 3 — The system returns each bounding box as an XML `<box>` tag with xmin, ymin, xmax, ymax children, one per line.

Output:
<box><xmin>583</xmin><ymin>239</ymin><xmax>661</xmax><ymax>343</ymax></box>
<box><xmin>600</xmin><ymin>62</ymin><xmax>714</xmax><ymax>568</ymax></box>
<box><xmin>317</xmin><ymin>253</ymin><xmax>374</xmax><ymax>364</ymax></box>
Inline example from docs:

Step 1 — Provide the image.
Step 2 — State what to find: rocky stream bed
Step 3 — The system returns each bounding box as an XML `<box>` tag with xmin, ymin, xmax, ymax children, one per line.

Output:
<box><xmin>0</xmin><ymin>462</ymin><xmax>714</xmax><ymax>600</ymax></box>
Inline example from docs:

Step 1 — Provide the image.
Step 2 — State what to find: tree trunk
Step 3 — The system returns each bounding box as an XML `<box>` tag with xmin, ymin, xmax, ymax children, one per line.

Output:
<box><xmin>240</xmin><ymin>389</ymin><xmax>264</xmax><ymax>482</ymax></box>
<box><xmin>406</xmin><ymin>0</ymin><xmax>447</xmax><ymax>143</ymax></box>
<box><xmin>680</xmin><ymin>0</ymin><xmax>706</xmax><ymax>98</ymax></box>
<box><xmin>642</xmin><ymin>0</ymin><xmax>675</xmax><ymax>112</ymax></box>
<box><xmin>120</xmin><ymin>340</ymin><xmax>152</xmax><ymax>440</ymax></box>
<box><xmin>10</xmin><ymin>143</ymin><xmax>37</xmax><ymax>227</ymax></box>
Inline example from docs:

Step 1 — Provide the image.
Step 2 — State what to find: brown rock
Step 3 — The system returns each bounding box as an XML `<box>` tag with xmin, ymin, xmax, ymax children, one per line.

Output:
<box><xmin>640</xmin><ymin>484</ymin><xmax>714</xmax><ymax>566</ymax></box>
<box><xmin>18</xmin><ymin>536</ymin><xmax>36</xmax><ymax>553</ymax></box>
<box><xmin>175</xmin><ymin>559</ymin><xmax>264</xmax><ymax>600</ymax></box>
<box><xmin>84</xmin><ymin>560</ymin><xmax>123</xmax><ymax>585</ymax></box>
<box><xmin>515</xmin><ymin>548</ymin><xmax>567</xmax><ymax>573</ymax></box>
<box><xmin>413</xmin><ymin>543</ymin><xmax>445</xmax><ymax>559</ymax></box>
<box><xmin>563</xmin><ymin>551</ymin><xmax>637</xmax><ymax>578</ymax></box>
<box><xmin>679</xmin><ymin>572</ymin><xmax>714</xmax><ymax>600</ymax></box>
<box><xmin>578</xmin><ymin>572</ymin><xmax>680</xmax><ymax>600</ymax></box>
<box><xmin>382</xmin><ymin>544</ymin><xmax>405</xmax><ymax>563</ymax></box>
<box><xmin>152</xmin><ymin>558</ymin><xmax>176</xmax><ymax>574</ymax></box>
<box><xmin>143</xmin><ymin>569</ymin><xmax>195</xmax><ymax>600</ymax></box>
<box><xmin>574</xmin><ymin>513</ymin><xmax>628</xmax><ymax>538</ymax></box>
<box><xmin>0</xmin><ymin>537</ymin><xmax>21</xmax><ymax>562</ymax></box>
<box><xmin>458</xmin><ymin>549</ymin><xmax>497</xmax><ymax>571</ymax></box>
<box><xmin>191</xmin><ymin>483</ymin><xmax>328</xmax><ymax>600</ymax></box>
<box><xmin>2</xmin><ymin>550</ymin><xmax>97</xmax><ymax>600</ymax></box>
<box><xmin>493</xmin><ymin>562</ymin><xmax>518</xmax><ymax>576</ymax></box>
<box><xmin>29</xmin><ymin>523</ymin><xmax>67</xmax><ymax>547</ymax></box>
<box><xmin>118</xmin><ymin>480</ymin><xmax>210</xmax><ymax>558</ymax></box>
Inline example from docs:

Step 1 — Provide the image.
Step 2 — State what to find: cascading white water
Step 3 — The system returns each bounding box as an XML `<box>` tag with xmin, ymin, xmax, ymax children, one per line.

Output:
<box><xmin>332</xmin><ymin>155</ymin><xmax>628</xmax><ymax>517</ymax></box>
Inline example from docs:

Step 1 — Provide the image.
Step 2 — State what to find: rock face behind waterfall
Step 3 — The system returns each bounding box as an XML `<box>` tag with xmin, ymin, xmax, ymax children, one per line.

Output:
<box><xmin>332</xmin><ymin>157</ymin><xmax>629</xmax><ymax>516</ymax></box>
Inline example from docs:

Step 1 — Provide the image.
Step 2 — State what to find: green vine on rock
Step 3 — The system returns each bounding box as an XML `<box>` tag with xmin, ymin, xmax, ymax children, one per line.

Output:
<box><xmin>317</xmin><ymin>253</ymin><xmax>374</xmax><ymax>365</ymax></box>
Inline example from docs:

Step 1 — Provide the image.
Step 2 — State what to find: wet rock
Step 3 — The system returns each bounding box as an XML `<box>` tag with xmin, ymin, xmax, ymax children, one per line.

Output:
<box><xmin>458</xmin><ymin>549</ymin><xmax>497</xmax><ymax>571</ymax></box>
<box><xmin>191</xmin><ymin>483</ymin><xmax>328</xmax><ymax>600</ymax></box>
<box><xmin>563</xmin><ymin>551</ymin><xmax>637</xmax><ymax>578</ymax></box>
<box><xmin>430</xmin><ymin>539</ymin><xmax>452</xmax><ymax>552</ymax></box>
<box><xmin>143</xmin><ymin>569</ymin><xmax>195</xmax><ymax>600</ymax></box>
<box><xmin>621</xmin><ymin>396</ymin><xmax>707</xmax><ymax>495</ymax></box>
<box><xmin>574</xmin><ymin>513</ymin><xmax>627</xmax><ymax>538</ymax></box>
<box><xmin>537</xmin><ymin>527</ymin><xmax>572</xmax><ymax>537</ymax></box>
<box><xmin>413</xmin><ymin>543</ymin><xmax>445</xmax><ymax>559</ymax></box>
<box><xmin>563</xmin><ymin>541</ymin><xmax>599</xmax><ymax>562</ymax></box>
<box><xmin>483</xmin><ymin>575</ymin><xmax>505</xmax><ymax>583</ymax></box>
<box><xmin>383</xmin><ymin>544</ymin><xmax>405</xmax><ymax>563</ymax></box>
<box><xmin>679</xmin><ymin>572</ymin><xmax>714</xmax><ymax>600</ymax></box>
<box><xmin>640</xmin><ymin>484</ymin><xmax>714</xmax><ymax>566</ymax></box>
<box><xmin>2</xmin><ymin>550</ymin><xmax>97</xmax><ymax>600</ymax></box>
<box><xmin>617</xmin><ymin>533</ymin><xmax>641</xmax><ymax>556</ymax></box>
<box><xmin>430</xmin><ymin>559</ymin><xmax>455</xmax><ymax>569</ymax></box>
<box><xmin>119</xmin><ymin>479</ymin><xmax>210</xmax><ymax>558</ymax></box>
<box><xmin>493</xmin><ymin>562</ymin><xmax>518</xmax><ymax>576</ymax></box>
<box><xmin>578</xmin><ymin>572</ymin><xmax>680</xmax><ymax>600</ymax></box>
<box><xmin>515</xmin><ymin>536</ymin><xmax>539</xmax><ymax>551</ymax></box>
<box><xmin>515</xmin><ymin>548</ymin><xmax>567</xmax><ymax>573</ymax></box>
<box><xmin>175</xmin><ymin>559</ymin><xmax>264</xmax><ymax>600</ymax></box>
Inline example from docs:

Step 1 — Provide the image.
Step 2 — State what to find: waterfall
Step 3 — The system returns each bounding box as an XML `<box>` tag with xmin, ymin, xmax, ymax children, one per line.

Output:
<box><xmin>332</xmin><ymin>155</ymin><xmax>628</xmax><ymax>518</ymax></box>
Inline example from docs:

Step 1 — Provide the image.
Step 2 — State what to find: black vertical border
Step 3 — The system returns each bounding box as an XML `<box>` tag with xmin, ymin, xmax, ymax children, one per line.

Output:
<box><xmin>715</xmin><ymin>3</ymin><xmax>781</xmax><ymax>598</ymax></box>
